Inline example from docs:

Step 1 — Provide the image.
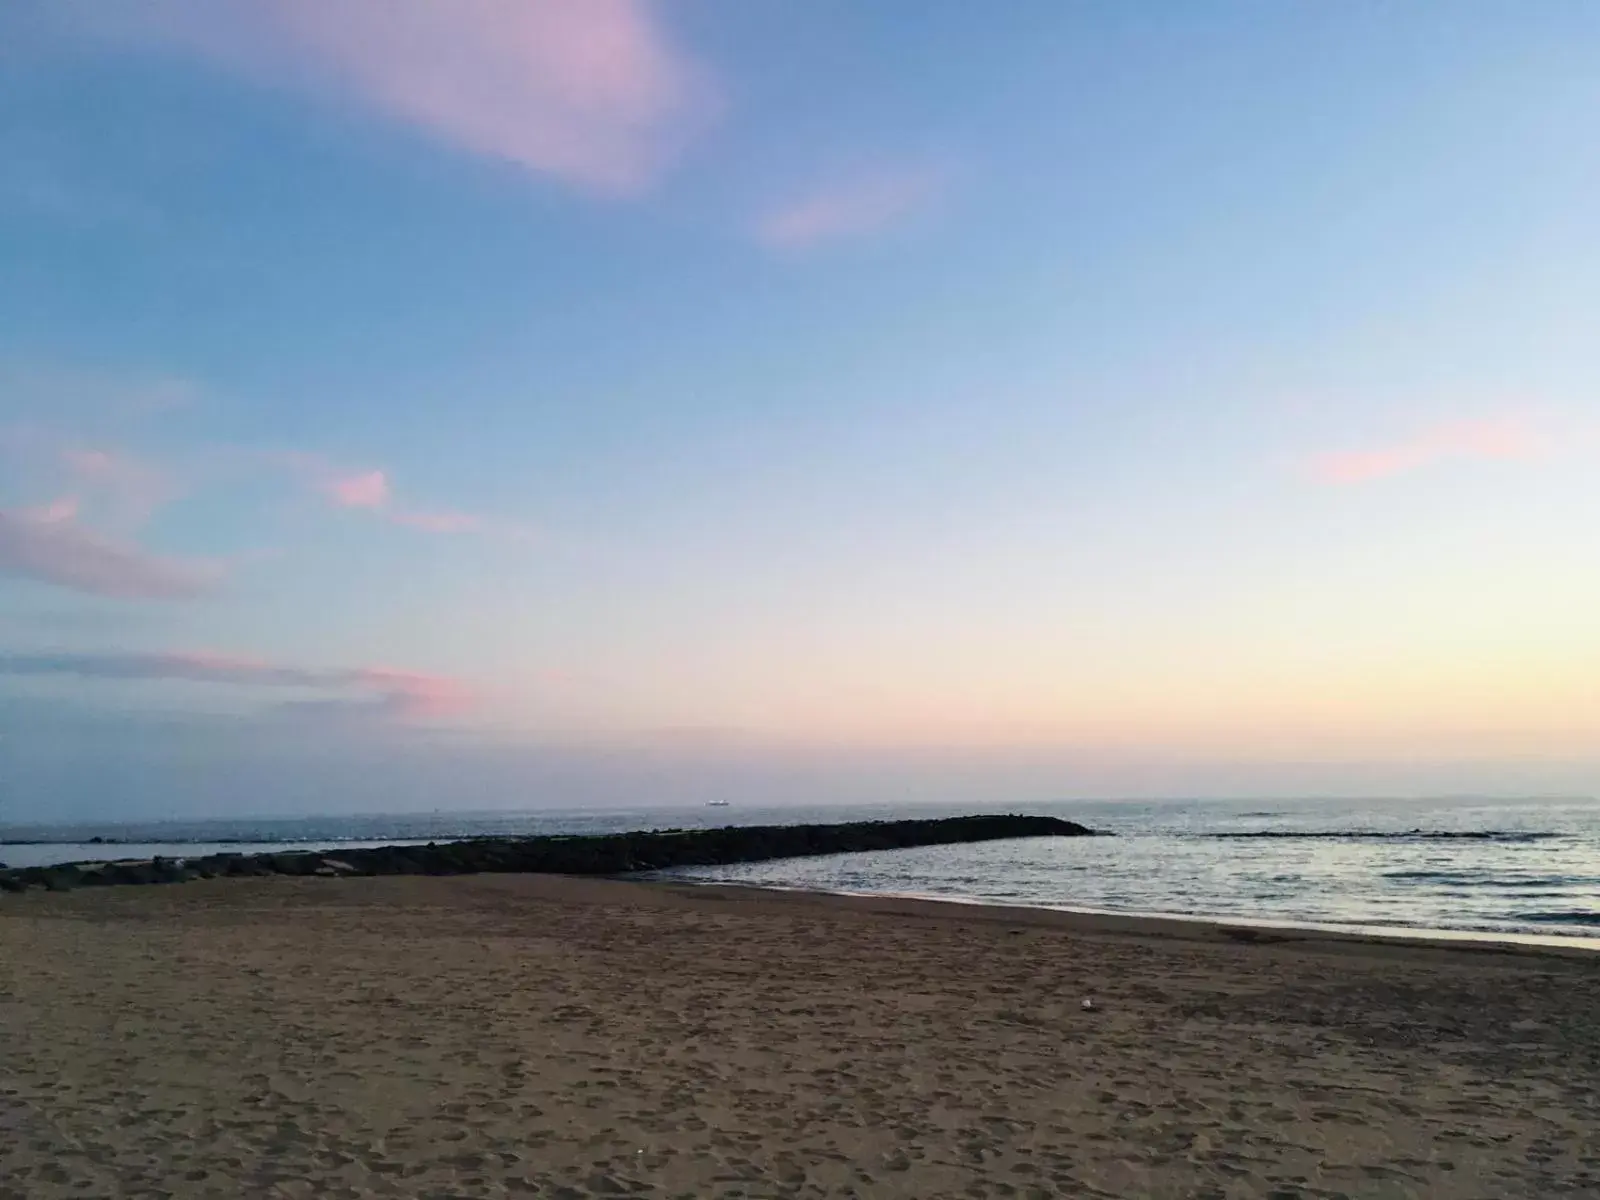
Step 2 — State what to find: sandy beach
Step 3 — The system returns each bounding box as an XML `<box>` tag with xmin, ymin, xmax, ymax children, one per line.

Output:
<box><xmin>2</xmin><ymin>876</ymin><xmax>1597</xmax><ymax>1199</ymax></box>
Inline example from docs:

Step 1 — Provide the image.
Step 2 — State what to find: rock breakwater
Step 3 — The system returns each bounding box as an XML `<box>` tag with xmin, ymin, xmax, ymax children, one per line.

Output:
<box><xmin>0</xmin><ymin>814</ymin><xmax>1094</xmax><ymax>895</ymax></box>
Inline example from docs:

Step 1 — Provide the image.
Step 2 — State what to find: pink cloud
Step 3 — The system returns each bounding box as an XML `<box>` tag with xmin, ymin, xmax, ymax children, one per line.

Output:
<box><xmin>756</xmin><ymin>168</ymin><xmax>943</xmax><ymax>250</ymax></box>
<box><xmin>0</xmin><ymin>435</ymin><xmax>207</xmax><ymax>598</ymax></box>
<box><xmin>0</xmin><ymin>506</ymin><xmax>218</xmax><ymax>600</ymax></box>
<box><xmin>23</xmin><ymin>497</ymin><xmax>80</xmax><ymax>524</ymax></box>
<box><xmin>353</xmin><ymin>667</ymin><xmax>476</xmax><ymax>719</ymax></box>
<box><xmin>94</xmin><ymin>0</ymin><xmax>713</xmax><ymax>194</ymax></box>
<box><xmin>1308</xmin><ymin>418</ymin><xmax>1551</xmax><ymax>485</ymax></box>
<box><xmin>0</xmin><ymin>650</ymin><xmax>473</xmax><ymax>722</ymax></box>
<box><xmin>324</xmin><ymin>468</ymin><xmax>391</xmax><ymax>509</ymax></box>
<box><xmin>285</xmin><ymin>453</ymin><xmax>522</xmax><ymax>539</ymax></box>
<box><xmin>62</xmin><ymin>445</ymin><xmax>178</xmax><ymax>527</ymax></box>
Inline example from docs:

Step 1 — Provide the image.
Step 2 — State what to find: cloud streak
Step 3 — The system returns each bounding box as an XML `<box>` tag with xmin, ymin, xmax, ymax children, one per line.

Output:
<box><xmin>323</xmin><ymin>468</ymin><xmax>391</xmax><ymax>510</ymax></box>
<box><xmin>92</xmin><ymin>0</ymin><xmax>713</xmax><ymax>194</ymax></box>
<box><xmin>756</xmin><ymin>168</ymin><xmax>943</xmax><ymax>250</ymax></box>
<box><xmin>0</xmin><ymin>505</ymin><xmax>218</xmax><ymax>600</ymax></box>
<box><xmin>62</xmin><ymin>445</ymin><xmax>179</xmax><ymax>528</ymax></box>
<box><xmin>0</xmin><ymin>650</ymin><xmax>472</xmax><ymax>720</ymax></box>
<box><xmin>293</xmin><ymin>458</ymin><xmax>521</xmax><ymax>539</ymax></box>
<box><xmin>2</xmin><ymin>427</ymin><xmax>182</xmax><ymax>532</ymax></box>
<box><xmin>1308</xmin><ymin>418</ymin><xmax>1550</xmax><ymax>485</ymax></box>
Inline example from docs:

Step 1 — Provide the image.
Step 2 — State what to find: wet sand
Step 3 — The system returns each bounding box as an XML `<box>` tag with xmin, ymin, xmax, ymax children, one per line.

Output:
<box><xmin>2</xmin><ymin>874</ymin><xmax>1598</xmax><ymax>1199</ymax></box>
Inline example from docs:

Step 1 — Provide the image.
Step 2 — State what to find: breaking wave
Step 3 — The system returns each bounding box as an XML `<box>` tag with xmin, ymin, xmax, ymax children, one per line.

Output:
<box><xmin>1202</xmin><ymin>830</ymin><xmax>1560</xmax><ymax>843</ymax></box>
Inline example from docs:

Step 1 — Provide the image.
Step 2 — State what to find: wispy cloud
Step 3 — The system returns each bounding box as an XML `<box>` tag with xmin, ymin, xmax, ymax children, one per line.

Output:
<box><xmin>0</xmin><ymin>421</ymin><xmax>213</xmax><ymax>598</ymax></box>
<box><xmin>0</xmin><ymin>650</ymin><xmax>472</xmax><ymax>721</ymax></box>
<box><xmin>0</xmin><ymin>505</ymin><xmax>218</xmax><ymax>600</ymax></box>
<box><xmin>288</xmin><ymin>456</ymin><xmax>522</xmax><ymax>539</ymax></box>
<box><xmin>340</xmin><ymin>667</ymin><xmax>474</xmax><ymax>719</ymax></box>
<box><xmin>6</xmin><ymin>383</ymin><xmax>527</xmax><ymax>577</ymax></box>
<box><xmin>62</xmin><ymin>445</ymin><xmax>179</xmax><ymax>529</ymax></box>
<box><xmin>3</xmin><ymin>426</ymin><xmax>177</xmax><ymax>514</ymax></box>
<box><xmin>1307</xmin><ymin>418</ymin><xmax>1551</xmax><ymax>485</ymax></box>
<box><xmin>80</xmin><ymin>0</ymin><xmax>714</xmax><ymax>195</ymax></box>
<box><xmin>323</xmin><ymin>468</ymin><xmax>391</xmax><ymax>510</ymax></box>
<box><xmin>755</xmin><ymin>167</ymin><xmax>943</xmax><ymax>250</ymax></box>
<box><xmin>1</xmin><ymin>420</ymin><xmax>186</xmax><ymax>543</ymax></box>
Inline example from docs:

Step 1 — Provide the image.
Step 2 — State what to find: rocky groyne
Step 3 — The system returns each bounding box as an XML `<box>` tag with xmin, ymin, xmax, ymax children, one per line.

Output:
<box><xmin>0</xmin><ymin>813</ymin><xmax>1095</xmax><ymax>894</ymax></box>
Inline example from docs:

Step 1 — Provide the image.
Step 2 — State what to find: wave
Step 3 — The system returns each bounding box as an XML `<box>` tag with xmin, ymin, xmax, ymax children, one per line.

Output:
<box><xmin>1383</xmin><ymin>870</ymin><xmax>1592</xmax><ymax>887</ymax></box>
<box><xmin>1519</xmin><ymin>910</ymin><xmax>1600</xmax><ymax>927</ymax></box>
<box><xmin>1202</xmin><ymin>830</ymin><xmax>1560</xmax><ymax>843</ymax></box>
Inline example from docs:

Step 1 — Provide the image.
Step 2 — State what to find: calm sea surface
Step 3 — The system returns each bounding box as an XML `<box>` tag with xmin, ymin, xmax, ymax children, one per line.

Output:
<box><xmin>4</xmin><ymin>797</ymin><xmax>1597</xmax><ymax>943</ymax></box>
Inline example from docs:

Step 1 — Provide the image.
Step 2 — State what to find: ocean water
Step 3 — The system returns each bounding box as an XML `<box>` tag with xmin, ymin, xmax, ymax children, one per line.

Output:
<box><xmin>667</xmin><ymin>798</ymin><xmax>1600</xmax><ymax>945</ymax></box>
<box><xmin>3</xmin><ymin>797</ymin><xmax>1597</xmax><ymax>943</ymax></box>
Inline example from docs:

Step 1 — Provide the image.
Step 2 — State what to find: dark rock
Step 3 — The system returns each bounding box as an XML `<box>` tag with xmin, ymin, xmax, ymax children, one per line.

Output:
<box><xmin>152</xmin><ymin>858</ymin><xmax>192</xmax><ymax>884</ymax></box>
<box><xmin>40</xmin><ymin>866</ymin><xmax>83</xmax><ymax>892</ymax></box>
<box><xmin>101</xmin><ymin>862</ymin><xmax>160</xmax><ymax>886</ymax></box>
<box><xmin>268</xmin><ymin>853</ymin><xmax>321</xmax><ymax>876</ymax></box>
<box><xmin>0</xmin><ymin>814</ymin><xmax>1098</xmax><ymax>896</ymax></box>
<box><xmin>327</xmin><ymin>814</ymin><xmax>1094</xmax><ymax>879</ymax></box>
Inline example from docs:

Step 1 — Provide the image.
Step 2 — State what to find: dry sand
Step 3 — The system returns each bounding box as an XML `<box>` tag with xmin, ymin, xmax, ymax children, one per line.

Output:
<box><xmin>2</xmin><ymin>874</ymin><xmax>1598</xmax><ymax>1199</ymax></box>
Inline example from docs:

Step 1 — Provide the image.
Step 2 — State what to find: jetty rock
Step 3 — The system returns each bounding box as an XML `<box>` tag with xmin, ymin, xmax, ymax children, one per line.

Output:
<box><xmin>0</xmin><ymin>813</ymin><xmax>1096</xmax><ymax>895</ymax></box>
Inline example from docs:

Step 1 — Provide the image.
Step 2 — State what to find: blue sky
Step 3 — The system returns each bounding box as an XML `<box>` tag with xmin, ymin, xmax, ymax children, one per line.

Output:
<box><xmin>3</xmin><ymin>1</ymin><xmax>1599</xmax><ymax>820</ymax></box>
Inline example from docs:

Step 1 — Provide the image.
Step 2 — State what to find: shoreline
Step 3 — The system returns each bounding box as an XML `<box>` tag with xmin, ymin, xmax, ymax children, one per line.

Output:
<box><xmin>6</xmin><ymin>839</ymin><xmax>1595</xmax><ymax>951</ymax></box>
<box><xmin>9</xmin><ymin>801</ymin><xmax>1595</xmax><ymax>951</ymax></box>
<box><xmin>654</xmin><ymin>877</ymin><xmax>1600</xmax><ymax>959</ymax></box>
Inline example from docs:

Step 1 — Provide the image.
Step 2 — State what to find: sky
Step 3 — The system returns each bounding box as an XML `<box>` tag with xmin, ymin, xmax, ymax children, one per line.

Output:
<box><xmin>3</xmin><ymin>1</ymin><xmax>1599</xmax><ymax>821</ymax></box>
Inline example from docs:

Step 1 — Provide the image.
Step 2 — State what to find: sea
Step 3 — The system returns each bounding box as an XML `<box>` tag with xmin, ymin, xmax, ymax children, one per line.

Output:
<box><xmin>4</xmin><ymin>796</ymin><xmax>1598</xmax><ymax>946</ymax></box>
